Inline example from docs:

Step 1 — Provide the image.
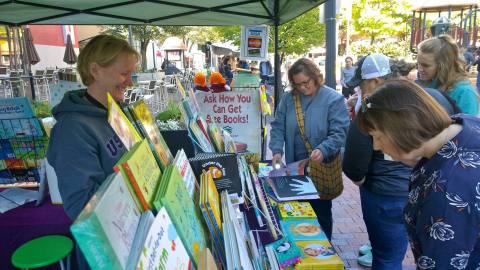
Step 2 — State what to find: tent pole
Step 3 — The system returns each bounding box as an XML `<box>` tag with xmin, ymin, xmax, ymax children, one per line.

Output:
<box><xmin>325</xmin><ymin>0</ymin><xmax>337</xmax><ymax>88</ymax></box>
<box><xmin>273</xmin><ymin>0</ymin><xmax>281</xmax><ymax>110</ymax></box>
<box><xmin>6</xmin><ymin>26</ymin><xmax>13</xmax><ymax>71</ymax></box>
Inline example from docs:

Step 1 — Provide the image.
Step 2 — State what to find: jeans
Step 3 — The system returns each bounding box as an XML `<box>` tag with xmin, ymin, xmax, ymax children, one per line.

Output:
<box><xmin>303</xmin><ymin>199</ymin><xmax>333</xmax><ymax>240</ymax></box>
<box><xmin>360</xmin><ymin>186</ymin><xmax>408</xmax><ymax>270</ymax></box>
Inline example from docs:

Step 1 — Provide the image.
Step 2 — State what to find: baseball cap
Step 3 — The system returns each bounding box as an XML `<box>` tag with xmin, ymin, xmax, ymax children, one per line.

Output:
<box><xmin>347</xmin><ymin>53</ymin><xmax>391</xmax><ymax>88</ymax></box>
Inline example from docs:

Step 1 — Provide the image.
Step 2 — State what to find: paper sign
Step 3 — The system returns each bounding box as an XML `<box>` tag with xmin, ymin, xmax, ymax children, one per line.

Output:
<box><xmin>240</xmin><ymin>25</ymin><xmax>269</xmax><ymax>61</ymax></box>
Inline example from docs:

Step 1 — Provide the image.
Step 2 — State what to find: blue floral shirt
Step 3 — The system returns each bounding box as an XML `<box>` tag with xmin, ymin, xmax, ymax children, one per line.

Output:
<box><xmin>404</xmin><ymin>115</ymin><xmax>480</xmax><ymax>270</ymax></box>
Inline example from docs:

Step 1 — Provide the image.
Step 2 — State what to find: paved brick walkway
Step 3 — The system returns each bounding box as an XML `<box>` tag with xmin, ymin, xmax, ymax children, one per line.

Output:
<box><xmin>332</xmin><ymin>175</ymin><xmax>416</xmax><ymax>269</ymax></box>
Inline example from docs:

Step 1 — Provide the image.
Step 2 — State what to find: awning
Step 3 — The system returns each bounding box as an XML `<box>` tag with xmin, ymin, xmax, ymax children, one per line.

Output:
<box><xmin>0</xmin><ymin>0</ymin><xmax>325</xmax><ymax>26</ymax></box>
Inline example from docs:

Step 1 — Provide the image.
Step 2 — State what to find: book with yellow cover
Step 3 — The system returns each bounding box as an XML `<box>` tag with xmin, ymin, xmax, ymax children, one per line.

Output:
<box><xmin>278</xmin><ymin>201</ymin><xmax>317</xmax><ymax>221</ymax></box>
<box><xmin>117</xmin><ymin>139</ymin><xmax>161</xmax><ymax>211</ymax></box>
<box><xmin>107</xmin><ymin>93</ymin><xmax>142</xmax><ymax>150</ymax></box>
<box><xmin>295</xmin><ymin>240</ymin><xmax>344</xmax><ymax>270</ymax></box>
<box><xmin>129</xmin><ymin>100</ymin><xmax>173</xmax><ymax>170</ymax></box>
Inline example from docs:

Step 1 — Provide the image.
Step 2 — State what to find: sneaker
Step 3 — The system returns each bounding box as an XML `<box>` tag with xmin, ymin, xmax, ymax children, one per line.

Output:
<box><xmin>357</xmin><ymin>252</ymin><xmax>373</xmax><ymax>267</ymax></box>
<box><xmin>358</xmin><ymin>243</ymin><xmax>372</xmax><ymax>255</ymax></box>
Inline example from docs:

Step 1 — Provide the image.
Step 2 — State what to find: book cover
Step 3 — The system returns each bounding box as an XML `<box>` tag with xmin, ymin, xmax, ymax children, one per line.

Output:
<box><xmin>107</xmin><ymin>93</ymin><xmax>142</xmax><ymax>151</ymax></box>
<box><xmin>119</xmin><ymin>139</ymin><xmax>162</xmax><ymax>211</ymax></box>
<box><xmin>222</xmin><ymin>129</ymin><xmax>236</xmax><ymax>153</ymax></box>
<box><xmin>71</xmin><ymin>172</ymin><xmax>141</xmax><ymax>270</ymax></box>
<box><xmin>278</xmin><ymin>201</ymin><xmax>317</xmax><ymax>221</ymax></box>
<box><xmin>136</xmin><ymin>207</ymin><xmax>192</xmax><ymax>270</ymax></box>
<box><xmin>129</xmin><ymin>100</ymin><xmax>174</xmax><ymax>170</ymax></box>
<box><xmin>265</xmin><ymin>175</ymin><xmax>319</xmax><ymax>202</ymax></box>
<box><xmin>189</xmin><ymin>153</ymin><xmax>242</xmax><ymax>199</ymax></box>
<box><xmin>295</xmin><ymin>240</ymin><xmax>344</xmax><ymax>270</ymax></box>
<box><xmin>197</xmin><ymin>248</ymin><xmax>218</xmax><ymax>270</ymax></box>
<box><xmin>266</xmin><ymin>237</ymin><xmax>302</xmax><ymax>269</ymax></box>
<box><xmin>173</xmin><ymin>149</ymin><xmax>197</xmax><ymax>198</ymax></box>
<box><xmin>0</xmin><ymin>97</ymin><xmax>35</xmax><ymax>119</ymax></box>
<box><xmin>196</xmin><ymin>116</ymin><xmax>211</xmax><ymax>144</ymax></box>
<box><xmin>175</xmin><ymin>75</ymin><xmax>187</xmax><ymax>99</ymax></box>
<box><xmin>280</xmin><ymin>219</ymin><xmax>328</xmax><ymax>241</ymax></box>
<box><xmin>189</xmin><ymin>121</ymin><xmax>214</xmax><ymax>153</ymax></box>
<box><xmin>154</xmin><ymin>165</ymin><xmax>207</xmax><ymax>266</ymax></box>
<box><xmin>0</xmin><ymin>139</ymin><xmax>15</xmax><ymax>159</ymax></box>
<box><xmin>269</xmin><ymin>159</ymin><xmax>307</xmax><ymax>177</ymax></box>
<box><xmin>208</xmin><ymin>122</ymin><xmax>224</xmax><ymax>153</ymax></box>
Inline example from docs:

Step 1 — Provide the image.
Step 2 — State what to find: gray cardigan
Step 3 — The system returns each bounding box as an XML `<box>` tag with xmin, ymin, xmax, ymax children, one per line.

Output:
<box><xmin>269</xmin><ymin>85</ymin><xmax>349</xmax><ymax>163</ymax></box>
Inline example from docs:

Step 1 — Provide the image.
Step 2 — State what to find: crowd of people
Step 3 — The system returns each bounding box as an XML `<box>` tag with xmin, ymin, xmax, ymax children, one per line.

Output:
<box><xmin>45</xmin><ymin>32</ymin><xmax>480</xmax><ymax>270</ymax></box>
<box><xmin>270</xmin><ymin>34</ymin><xmax>480</xmax><ymax>270</ymax></box>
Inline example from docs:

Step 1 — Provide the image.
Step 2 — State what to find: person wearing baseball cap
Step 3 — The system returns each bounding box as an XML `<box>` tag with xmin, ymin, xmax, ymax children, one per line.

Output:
<box><xmin>343</xmin><ymin>53</ymin><xmax>458</xmax><ymax>269</ymax></box>
<box><xmin>343</xmin><ymin>53</ymin><xmax>409</xmax><ymax>269</ymax></box>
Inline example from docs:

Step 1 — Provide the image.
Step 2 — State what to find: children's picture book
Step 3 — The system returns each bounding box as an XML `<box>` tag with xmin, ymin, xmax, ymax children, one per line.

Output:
<box><xmin>153</xmin><ymin>165</ymin><xmax>207</xmax><ymax>266</ymax></box>
<box><xmin>107</xmin><ymin>93</ymin><xmax>142</xmax><ymax>151</ymax></box>
<box><xmin>295</xmin><ymin>240</ymin><xmax>344</xmax><ymax>270</ymax></box>
<box><xmin>0</xmin><ymin>97</ymin><xmax>35</xmax><ymax>119</ymax></box>
<box><xmin>264</xmin><ymin>175</ymin><xmax>319</xmax><ymax>202</ymax></box>
<box><xmin>115</xmin><ymin>139</ymin><xmax>161</xmax><ymax>211</ymax></box>
<box><xmin>136</xmin><ymin>207</ymin><xmax>193</xmax><ymax>270</ymax></box>
<box><xmin>129</xmin><ymin>100</ymin><xmax>174</xmax><ymax>170</ymax></box>
<box><xmin>208</xmin><ymin>122</ymin><xmax>224</xmax><ymax>153</ymax></box>
<box><xmin>278</xmin><ymin>201</ymin><xmax>317</xmax><ymax>221</ymax></box>
<box><xmin>280</xmin><ymin>219</ymin><xmax>328</xmax><ymax>241</ymax></box>
<box><xmin>199</xmin><ymin>171</ymin><xmax>225</xmax><ymax>268</ymax></box>
<box><xmin>223</xmin><ymin>129</ymin><xmax>236</xmax><ymax>153</ymax></box>
<box><xmin>266</xmin><ymin>237</ymin><xmax>302</xmax><ymax>269</ymax></box>
<box><xmin>189</xmin><ymin>120</ymin><xmax>215</xmax><ymax>153</ymax></box>
<box><xmin>189</xmin><ymin>153</ymin><xmax>243</xmax><ymax>201</ymax></box>
<box><xmin>71</xmin><ymin>172</ymin><xmax>141</xmax><ymax>270</ymax></box>
<box><xmin>173</xmin><ymin>149</ymin><xmax>197</xmax><ymax>198</ymax></box>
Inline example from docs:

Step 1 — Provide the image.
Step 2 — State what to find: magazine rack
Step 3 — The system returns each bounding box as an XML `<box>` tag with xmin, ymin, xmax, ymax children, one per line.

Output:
<box><xmin>0</xmin><ymin>117</ymin><xmax>48</xmax><ymax>187</ymax></box>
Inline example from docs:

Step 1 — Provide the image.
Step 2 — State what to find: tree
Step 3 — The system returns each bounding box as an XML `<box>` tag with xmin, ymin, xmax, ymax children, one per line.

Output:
<box><xmin>212</xmin><ymin>7</ymin><xmax>325</xmax><ymax>64</ymax></box>
<box><xmin>102</xmin><ymin>25</ymin><xmax>163</xmax><ymax>71</ymax></box>
<box><xmin>350</xmin><ymin>0</ymin><xmax>411</xmax><ymax>44</ymax></box>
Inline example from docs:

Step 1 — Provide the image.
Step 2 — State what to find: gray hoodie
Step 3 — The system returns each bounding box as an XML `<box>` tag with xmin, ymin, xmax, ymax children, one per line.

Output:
<box><xmin>47</xmin><ymin>89</ymin><xmax>126</xmax><ymax>221</ymax></box>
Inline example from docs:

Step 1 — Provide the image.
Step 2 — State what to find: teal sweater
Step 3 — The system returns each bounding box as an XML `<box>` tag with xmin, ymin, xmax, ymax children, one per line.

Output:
<box><xmin>429</xmin><ymin>79</ymin><xmax>479</xmax><ymax>115</ymax></box>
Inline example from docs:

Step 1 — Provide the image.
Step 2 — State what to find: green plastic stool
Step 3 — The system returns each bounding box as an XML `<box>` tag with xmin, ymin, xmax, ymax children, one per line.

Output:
<box><xmin>11</xmin><ymin>235</ymin><xmax>73</xmax><ymax>270</ymax></box>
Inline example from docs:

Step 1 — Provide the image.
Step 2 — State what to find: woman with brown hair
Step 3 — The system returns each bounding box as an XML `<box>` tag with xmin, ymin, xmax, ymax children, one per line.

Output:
<box><xmin>357</xmin><ymin>79</ymin><xmax>480</xmax><ymax>269</ymax></box>
<box><xmin>417</xmin><ymin>35</ymin><xmax>479</xmax><ymax>115</ymax></box>
<box><xmin>269</xmin><ymin>58</ymin><xmax>349</xmax><ymax>239</ymax></box>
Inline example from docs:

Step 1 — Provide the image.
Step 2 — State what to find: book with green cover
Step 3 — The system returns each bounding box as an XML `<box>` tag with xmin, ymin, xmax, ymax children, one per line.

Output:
<box><xmin>71</xmin><ymin>172</ymin><xmax>141</xmax><ymax>270</ymax></box>
<box><xmin>266</xmin><ymin>237</ymin><xmax>302</xmax><ymax>269</ymax></box>
<box><xmin>117</xmin><ymin>139</ymin><xmax>161</xmax><ymax>211</ymax></box>
<box><xmin>107</xmin><ymin>93</ymin><xmax>142</xmax><ymax>151</ymax></box>
<box><xmin>208</xmin><ymin>122</ymin><xmax>224</xmax><ymax>153</ymax></box>
<box><xmin>129</xmin><ymin>100</ymin><xmax>173</xmax><ymax>170</ymax></box>
<box><xmin>153</xmin><ymin>165</ymin><xmax>207</xmax><ymax>267</ymax></box>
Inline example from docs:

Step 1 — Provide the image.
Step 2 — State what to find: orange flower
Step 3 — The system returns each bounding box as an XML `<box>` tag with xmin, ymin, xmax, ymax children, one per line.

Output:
<box><xmin>209</xmin><ymin>71</ymin><xmax>226</xmax><ymax>85</ymax></box>
<box><xmin>194</xmin><ymin>72</ymin><xmax>207</xmax><ymax>87</ymax></box>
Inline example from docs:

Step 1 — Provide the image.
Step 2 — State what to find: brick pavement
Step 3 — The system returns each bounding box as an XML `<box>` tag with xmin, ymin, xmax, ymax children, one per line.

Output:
<box><xmin>332</xmin><ymin>175</ymin><xmax>416</xmax><ymax>269</ymax></box>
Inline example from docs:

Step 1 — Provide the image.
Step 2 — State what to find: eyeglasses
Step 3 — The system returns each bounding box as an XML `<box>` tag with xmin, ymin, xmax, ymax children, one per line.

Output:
<box><xmin>291</xmin><ymin>78</ymin><xmax>312</xmax><ymax>88</ymax></box>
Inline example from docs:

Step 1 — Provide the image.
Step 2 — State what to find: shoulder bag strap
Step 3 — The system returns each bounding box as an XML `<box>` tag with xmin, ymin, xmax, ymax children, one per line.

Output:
<box><xmin>293</xmin><ymin>94</ymin><xmax>313</xmax><ymax>153</ymax></box>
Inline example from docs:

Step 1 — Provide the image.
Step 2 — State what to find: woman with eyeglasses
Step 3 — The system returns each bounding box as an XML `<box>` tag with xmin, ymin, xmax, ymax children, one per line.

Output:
<box><xmin>417</xmin><ymin>35</ymin><xmax>479</xmax><ymax>115</ymax></box>
<box><xmin>357</xmin><ymin>79</ymin><xmax>480</xmax><ymax>270</ymax></box>
<box><xmin>269</xmin><ymin>58</ymin><xmax>350</xmax><ymax>240</ymax></box>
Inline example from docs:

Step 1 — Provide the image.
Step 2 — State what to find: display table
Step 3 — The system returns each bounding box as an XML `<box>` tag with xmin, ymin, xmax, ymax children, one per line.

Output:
<box><xmin>0</xmin><ymin>196</ymin><xmax>73</xmax><ymax>270</ymax></box>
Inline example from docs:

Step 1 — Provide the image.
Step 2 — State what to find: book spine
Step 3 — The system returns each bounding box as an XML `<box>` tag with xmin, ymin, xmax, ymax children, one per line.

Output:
<box><xmin>122</xmin><ymin>162</ymin><xmax>149</xmax><ymax>211</ymax></box>
<box><xmin>199</xmin><ymin>203</ymin><xmax>226</xmax><ymax>269</ymax></box>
